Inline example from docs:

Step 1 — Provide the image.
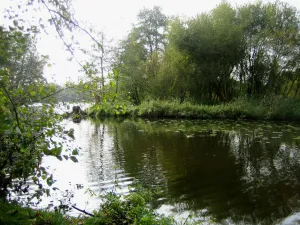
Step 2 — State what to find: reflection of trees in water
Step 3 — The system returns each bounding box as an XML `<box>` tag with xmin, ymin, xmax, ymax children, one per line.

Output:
<box><xmin>106</xmin><ymin>121</ymin><xmax>168</xmax><ymax>188</ymax></box>
<box><xmin>82</xmin><ymin>121</ymin><xmax>118</xmax><ymax>191</ymax></box>
<box><xmin>229</xmin><ymin>130</ymin><xmax>300</xmax><ymax>224</ymax></box>
<box><xmin>101</xmin><ymin>119</ymin><xmax>300</xmax><ymax>224</ymax></box>
<box><xmin>111</xmin><ymin>124</ymin><xmax>125</xmax><ymax>172</ymax></box>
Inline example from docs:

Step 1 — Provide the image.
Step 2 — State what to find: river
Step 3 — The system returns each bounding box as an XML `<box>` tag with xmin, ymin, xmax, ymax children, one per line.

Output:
<box><xmin>19</xmin><ymin>115</ymin><xmax>300</xmax><ymax>224</ymax></box>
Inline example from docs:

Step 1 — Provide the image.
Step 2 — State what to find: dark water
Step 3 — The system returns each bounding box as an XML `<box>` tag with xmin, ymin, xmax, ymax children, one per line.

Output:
<box><xmin>40</xmin><ymin>118</ymin><xmax>300</xmax><ymax>224</ymax></box>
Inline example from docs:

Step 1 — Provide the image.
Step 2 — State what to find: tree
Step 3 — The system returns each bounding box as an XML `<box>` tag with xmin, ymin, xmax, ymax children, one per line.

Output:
<box><xmin>236</xmin><ymin>1</ymin><xmax>300</xmax><ymax>97</ymax></box>
<box><xmin>79</xmin><ymin>31</ymin><xmax>114</xmax><ymax>104</ymax></box>
<box><xmin>137</xmin><ymin>6</ymin><xmax>167</xmax><ymax>54</ymax></box>
<box><xmin>0</xmin><ymin>0</ymin><xmax>98</xmax><ymax>200</ymax></box>
<box><xmin>152</xmin><ymin>18</ymin><xmax>196</xmax><ymax>102</ymax></box>
<box><xmin>1</xmin><ymin>29</ymin><xmax>48</xmax><ymax>104</ymax></box>
<box><xmin>114</xmin><ymin>28</ymin><xmax>148</xmax><ymax>105</ymax></box>
<box><xmin>173</xmin><ymin>2</ymin><xmax>244</xmax><ymax>102</ymax></box>
<box><xmin>110</xmin><ymin>7</ymin><xmax>168</xmax><ymax>105</ymax></box>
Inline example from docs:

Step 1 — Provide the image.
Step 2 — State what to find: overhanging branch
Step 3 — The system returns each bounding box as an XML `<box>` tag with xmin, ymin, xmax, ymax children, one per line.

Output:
<box><xmin>0</xmin><ymin>81</ymin><xmax>21</xmax><ymax>130</ymax></box>
<box><xmin>41</xmin><ymin>0</ymin><xmax>103</xmax><ymax>53</ymax></box>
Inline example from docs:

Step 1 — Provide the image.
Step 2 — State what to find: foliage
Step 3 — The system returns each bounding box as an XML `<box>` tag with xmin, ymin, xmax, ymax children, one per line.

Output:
<box><xmin>137</xmin><ymin>6</ymin><xmax>167</xmax><ymax>54</ymax></box>
<box><xmin>85</xmin><ymin>185</ymin><xmax>174</xmax><ymax>225</ymax></box>
<box><xmin>174</xmin><ymin>2</ymin><xmax>244</xmax><ymax>102</ymax></box>
<box><xmin>88</xmin><ymin>100</ymin><xmax>129</xmax><ymax>118</ymax></box>
<box><xmin>236</xmin><ymin>1</ymin><xmax>300</xmax><ymax>97</ymax></box>
<box><xmin>89</xmin><ymin>98</ymin><xmax>300</xmax><ymax>121</ymax></box>
<box><xmin>0</xmin><ymin>185</ymin><xmax>175</xmax><ymax>225</ymax></box>
<box><xmin>0</xmin><ymin>199</ymin><xmax>84</xmax><ymax>225</ymax></box>
<box><xmin>107</xmin><ymin>1</ymin><xmax>300</xmax><ymax>105</ymax></box>
<box><xmin>111</xmin><ymin>6</ymin><xmax>167</xmax><ymax>106</ymax></box>
<box><xmin>0</xmin><ymin>26</ymin><xmax>79</xmax><ymax>200</ymax></box>
<box><xmin>0</xmin><ymin>0</ymin><xmax>108</xmax><ymax>202</ymax></box>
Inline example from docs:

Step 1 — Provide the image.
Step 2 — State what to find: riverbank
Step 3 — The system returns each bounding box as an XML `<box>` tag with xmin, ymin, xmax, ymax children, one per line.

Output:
<box><xmin>0</xmin><ymin>200</ymin><xmax>75</xmax><ymax>225</ymax></box>
<box><xmin>88</xmin><ymin>97</ymin><xmax>300</xmax><ymax>121</ymax></box>
<box><xmin>0</xmin><ymin>186</ymin><xmax>175</xmax><ymax>225</ymax></box>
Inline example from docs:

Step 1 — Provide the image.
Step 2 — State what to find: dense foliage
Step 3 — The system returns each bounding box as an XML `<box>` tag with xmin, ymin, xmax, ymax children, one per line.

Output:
<box><xmin>93</xmin><ymin>1</ymin><xmax>300</xmax><ymax>107</ymax></box>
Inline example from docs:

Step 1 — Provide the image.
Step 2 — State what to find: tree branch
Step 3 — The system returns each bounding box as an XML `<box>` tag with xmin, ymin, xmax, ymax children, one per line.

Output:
<box><xmin>41</xmin><ymin>0</ymin><xmax>103</xmax><ymax>53</ymax></box>
<box><xmin>0</xmin><ymin>81</ymin><xmax>21</xmax><ymax>130</ymax></box>
<box><xmin>72</xmin><ymin>205</ymin><xmax>95</xmax><ymax>217</ymax></box>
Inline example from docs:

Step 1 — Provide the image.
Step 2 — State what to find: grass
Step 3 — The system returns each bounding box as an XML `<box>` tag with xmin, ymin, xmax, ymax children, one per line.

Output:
<box><xmin>88</xmin><ymin>96</ymin><xmax>300</xmax><ymax>121</ymax></box>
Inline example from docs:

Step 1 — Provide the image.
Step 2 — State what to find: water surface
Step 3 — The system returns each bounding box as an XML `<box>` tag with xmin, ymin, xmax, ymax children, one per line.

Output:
<box><xmin>38</xmin><ymin>118</ymin><xmax>300</xmax><ymax>224</ymax></box>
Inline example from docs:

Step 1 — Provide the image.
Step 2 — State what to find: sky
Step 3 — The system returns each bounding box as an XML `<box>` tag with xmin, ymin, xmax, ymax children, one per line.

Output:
<box><xmin>1</xmin><ymin>0</ymin><xmax>300</xmax><ymax>84</ymax></box>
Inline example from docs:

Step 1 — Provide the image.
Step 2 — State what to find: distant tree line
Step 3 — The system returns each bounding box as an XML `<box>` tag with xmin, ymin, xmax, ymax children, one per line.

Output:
<box><xmin>104</xmin><ymin>1</ymin><xmax>300</xmax><ymax>105</ymax></box>
<box><xmin>54</xmin><ymin>85</ymin><xmax>90</xmax><ymax>102</ymax></box>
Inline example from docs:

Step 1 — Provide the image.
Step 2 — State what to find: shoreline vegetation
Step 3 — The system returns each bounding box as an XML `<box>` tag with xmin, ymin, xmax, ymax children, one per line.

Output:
<box><xmin>0</xmin><ymin>185</ymin><xmax>175</xmax><ymax>225</ymax></box>
<box><xmin>87</xmin><ymin>97</ymin><xmax>300</xmax><ymax>121</ymax></box>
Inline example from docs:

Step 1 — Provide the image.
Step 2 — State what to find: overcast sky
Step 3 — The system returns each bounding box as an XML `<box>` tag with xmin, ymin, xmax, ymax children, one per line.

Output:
<box><xmin>1</xmin><ymin>0</ymin><xmax>300</xmax><ymax>84</ymax></box>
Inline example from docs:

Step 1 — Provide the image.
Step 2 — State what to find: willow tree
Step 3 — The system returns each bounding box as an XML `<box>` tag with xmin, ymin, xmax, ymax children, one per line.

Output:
<box><xmin>173</xmin><ymin>2</ymin><xmax>244</xmax><ymax>102</ymax></box>
<box><xmin>237</xmin><ymin>1</ymin><xmax>300</xmax><ymax>97</ymax></box>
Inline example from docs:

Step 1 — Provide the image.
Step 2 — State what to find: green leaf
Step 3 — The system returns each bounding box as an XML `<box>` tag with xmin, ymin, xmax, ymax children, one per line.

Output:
<box><xmin>72</xmin><ymin>149</ymin><xmax>79</xmax><ymax>155</ymax></box>
<box><xmin>32</xmin><ymin>176</ymin><xmax>38</xmax><ymax>183</ymax></box>
<box><xmin>68</xmin><ymin>128</ymin><xmax>75</xmax><ymax>139</ymax></box>
<box><xmin>46</xmin><ymin>174</ymin><xmax>55</xmax><ymax>186</ymax></box>
<box><xmin>70</xmin><ymin>156</ymin><xmax>78</xmax><ymax>163</ymax></box>
<box><xmin>30</xmin><ymin>91</ymin><xmax>36</xmax><ymax>97</ymax></box>
<box><xmin>15</xmin><ymin>127</ymin><xmax>22</xmax><ymax>134</ymax></box>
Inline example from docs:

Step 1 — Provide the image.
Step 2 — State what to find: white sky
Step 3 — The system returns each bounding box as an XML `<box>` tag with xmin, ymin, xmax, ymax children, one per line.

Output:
<box><xmin>1</xmin><ymin>0</ymin><xmax>300</xmax><ymax>84</ymax></box>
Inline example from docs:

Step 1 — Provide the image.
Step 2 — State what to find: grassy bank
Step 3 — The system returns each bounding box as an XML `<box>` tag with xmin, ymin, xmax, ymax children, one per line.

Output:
<box><xmin>0</xmin><ymin>186</ymin><xmax>174</xmax><ymax>225</ymax></box>
<box><xmin>88</xmin><ymin>97</ymin><xmax>300</xmax><ymax>121</ymax></box>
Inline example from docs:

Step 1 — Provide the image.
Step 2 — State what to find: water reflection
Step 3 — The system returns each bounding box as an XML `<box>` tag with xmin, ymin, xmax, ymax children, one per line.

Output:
<box><xmin>40</xmin><ymin>119</ymin><xmax>300</xmax><ymax>224</ymax></box>
<box><xmin>101</xmin><ymin>119</ymin><xmax>300</xmax><ymax>224</ymax></box>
